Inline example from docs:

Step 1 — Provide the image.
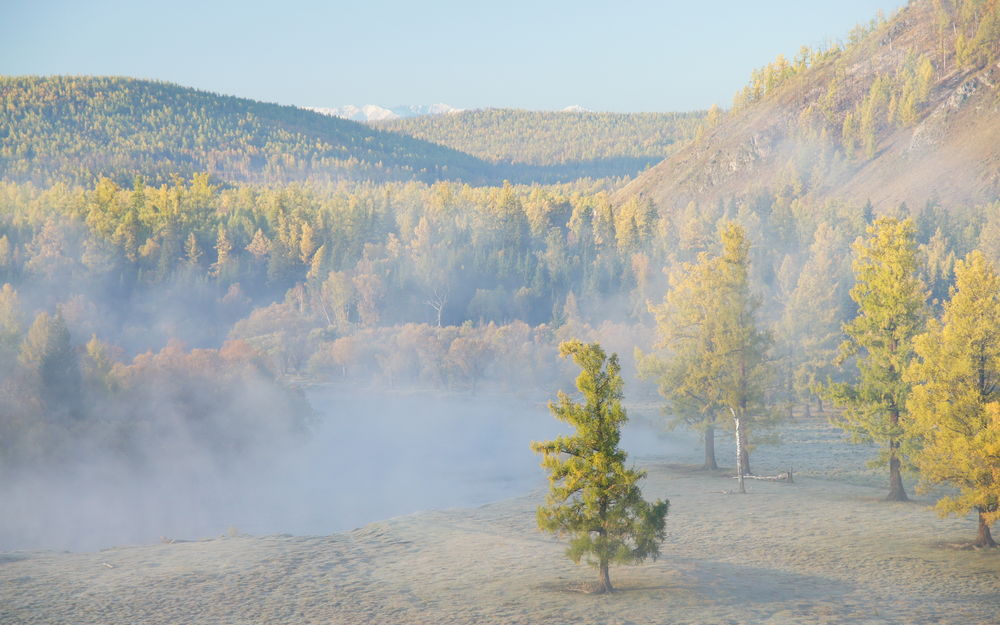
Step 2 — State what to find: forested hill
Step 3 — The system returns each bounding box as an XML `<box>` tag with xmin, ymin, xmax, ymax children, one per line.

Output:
<box><xmin>0</xmin><ymin>76</ymin><xmax>494</xmax><ymax>187</ymax></box>
<box><xmin>621</xmin><ymin>0</ymin><xmax>1000</xmax><ymax>212</ymax></box>
<box><xmin>374</xmin><ymin>109</ymin><xmax>705</xmax><ymax>181</ymax></box>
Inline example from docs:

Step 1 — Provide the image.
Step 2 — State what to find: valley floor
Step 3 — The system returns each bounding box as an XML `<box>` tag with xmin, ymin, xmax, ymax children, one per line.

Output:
<box><xmin>2</xmin><ymin>458</ymin><xmax>999</xmax><ymax>625</ymax></box>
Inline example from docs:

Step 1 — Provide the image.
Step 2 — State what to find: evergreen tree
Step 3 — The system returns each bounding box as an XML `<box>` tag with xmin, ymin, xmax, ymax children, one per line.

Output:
<box><xmin>299</xmin><ymin>222</ymin><xmax>318</xmax><ymax>265</ymax></box>
<box><xmin>0</xmin><ymin>284</ymin><xmax>24</xmax><ymax>373</ymax></box>
<box><xmin>184</xmin><ymin>231</ymin><xmax>202</xmax><ymax>266</ymax></box>
<box><xmin>637</xmin><ymin>250</ymin><xmax>724</xmax><ymax>469</ymax></box>
<box><xmin>212</xmin><ymin>225</ymin><xmax>233</xmax><ymax>277</ymax></box>
<box><xmin>246</xmin><ymin>228</ymin><xmax>271</xmax><ymax>259</ymax></box>
<box><xmin>532</xmin><ymin>340</ymin><xmax>668</xmax><ymax>594</ymax></box>
<box><xmin>823</xmin><ymin>217</ymin><xmax>927</xmax><ymax>501</ymax></box>
<box><xmin>18</xmin><ymin>311</ymin><xmax>82</xmax><ymax>420</ymax></box>
<box><xmin>919</xmin><ymin>228</ymin><xmax>956</xmax><ymax>307</ymax></box>
<box><xmin>907</xmin><ymin>251</ymin><xmax>1000</xmax><ymax>547</ymax></box>
<box><xmin>83</xmin><ymin>334</ymin><xmax>119</xmax><ymax>394</ymax></box>
<box><xmin>779</xmin><ymin>222</ymin><xmax>850</xmax><ymax>415</ymax></box>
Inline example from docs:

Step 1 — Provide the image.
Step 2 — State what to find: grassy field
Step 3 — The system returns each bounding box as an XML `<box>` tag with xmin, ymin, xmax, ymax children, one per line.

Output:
<box><xmin>1</xmin><ymin>413</ymin><xmax>998</xmax><ymax>625</ymax></box>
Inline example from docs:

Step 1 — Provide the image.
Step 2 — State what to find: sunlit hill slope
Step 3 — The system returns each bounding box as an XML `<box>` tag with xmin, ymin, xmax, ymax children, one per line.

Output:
<box><xmin>622</xmin><ymin>0</ymin><xmax>1000</xmax><ymax>212</ymax></box>
<box><xmin>375</xmin><ymin>108</ymin><xmax>706</xmax><ymax>181</ymax></box>
<box><xmin>0</xmin><ymin>76</ymin><xmax>493</xmax><ymax>186</ymax></box>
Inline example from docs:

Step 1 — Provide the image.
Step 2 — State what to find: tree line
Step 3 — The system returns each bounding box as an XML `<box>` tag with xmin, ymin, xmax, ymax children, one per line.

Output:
<box><xmin>0</xmin><ymin>77</ymin><xmax>706</xmax><ymax>188</ymax></box>
<box><xmin>3</xmin><ymin>173</ymin><xmax>1000</xmax><ymax>400</ymax></box>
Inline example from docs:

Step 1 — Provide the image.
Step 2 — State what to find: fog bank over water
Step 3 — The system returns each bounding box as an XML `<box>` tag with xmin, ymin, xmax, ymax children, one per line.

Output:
<box><xmin>0</xmin><ymin>388</ymin><xmax>688</xmax><ymax>553</ymax></box>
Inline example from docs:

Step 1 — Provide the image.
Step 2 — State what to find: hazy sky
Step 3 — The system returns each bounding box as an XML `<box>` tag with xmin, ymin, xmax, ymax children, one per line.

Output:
<box><xmin>3</xmin><ymin>0</ymin><xmax>907</xmax><ymax>112</ymax></box>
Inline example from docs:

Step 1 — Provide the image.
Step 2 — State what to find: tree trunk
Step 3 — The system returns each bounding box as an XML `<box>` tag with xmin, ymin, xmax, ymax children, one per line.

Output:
<box><xmin>976</xmin><ymin>508</ymin><xmax>998</xmax><ymax>548</ymax></box>
<box><xmin>735</xmin><ymin>416</ymin><xmax>746</xmax><ymax>494</ymax></box>
<box><xmin>597</xmin><ymin>560</ymin><xmax>613</xmax><ymax>593</ymax></box>
<box><xmin>737</xmin><ymin>422</ymin><xmax>751</xmax><ymax>477</ymax></box>
<box><xmin>703</xmin><ymin>425</ymin><xmax>718</xmax><ymax>470</ymax></box>
<box><xmin>885</xmin><ymin>404</ymin><xmax>909</xmax><ymax>501</ymax></box>
<box><xmin>886</xmin><ymin>443</ymin><xmax>909</xmax><ymax>501</ymax></box>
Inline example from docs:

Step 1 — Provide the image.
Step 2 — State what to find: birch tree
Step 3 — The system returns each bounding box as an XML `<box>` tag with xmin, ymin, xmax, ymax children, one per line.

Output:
<box><xmin>640</xmin><ymin>223</ymin><xmax>774</xmax><ymax>482</ymax></box>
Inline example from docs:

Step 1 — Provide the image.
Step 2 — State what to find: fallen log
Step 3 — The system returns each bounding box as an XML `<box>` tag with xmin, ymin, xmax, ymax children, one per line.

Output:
<box><xmin>732</xmin><ymin>468</ymin><xmax>794</xmax><ymax>482</ymax></box>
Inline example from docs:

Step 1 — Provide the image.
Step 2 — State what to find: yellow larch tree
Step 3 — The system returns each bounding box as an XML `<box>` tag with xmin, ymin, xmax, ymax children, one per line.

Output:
<box><xmin>907</xmin><ymin>250</ymin><xmax>1000</xmax><ymax>547</ymax></box>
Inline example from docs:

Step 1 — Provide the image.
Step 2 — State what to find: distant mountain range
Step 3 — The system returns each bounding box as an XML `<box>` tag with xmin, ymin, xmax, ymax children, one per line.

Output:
<box><xmin>308</xmin><ymin>104</ymin><xmax>595</xmax><ymax>122</ymax></box>
<box><xmin>306</xmin><ymin>103</ymin><xmax>462</xmax><ymax>122</ymax></box>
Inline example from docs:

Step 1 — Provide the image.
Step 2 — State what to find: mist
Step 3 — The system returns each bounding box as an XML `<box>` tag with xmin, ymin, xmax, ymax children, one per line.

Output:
<box><xmin>0</xmin><ymin>381</ymin><xmax>696</xmax><ymax>553</ymax></box>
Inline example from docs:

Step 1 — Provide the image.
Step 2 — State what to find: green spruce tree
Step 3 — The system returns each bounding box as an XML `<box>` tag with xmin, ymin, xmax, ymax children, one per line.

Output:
<box><xmin>18</xmin><ymin>311</ymin><xmax>82</xmax><ymax>420</ymax></box>
<box><xmin>532</xmin><ymin>340</ymin><xmax>668</xmax><ymax>593</ymax></box>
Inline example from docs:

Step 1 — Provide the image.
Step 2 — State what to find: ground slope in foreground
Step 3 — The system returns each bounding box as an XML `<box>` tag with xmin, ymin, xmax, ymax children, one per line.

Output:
<box><xmin>2</xmin><ymin>460</ymin><xmax>998</xmax><ymax>625</ymax></box>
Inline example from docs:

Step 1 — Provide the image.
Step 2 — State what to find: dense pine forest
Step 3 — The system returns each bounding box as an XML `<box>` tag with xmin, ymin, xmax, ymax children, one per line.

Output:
<box><xmin>0</xmin><ymin>78</ymin><xmax>704</xmax><ymax>187</ymax></box>
<box><xmin>374</xmin><ymin>109</ymin><xmax>706</xmax><ymax>180</ymax></box>
<box><xmin>0</xmin><ymin>76</ymin><xmax>493</xmax><ymax>186</ymax></box>
<box><xmin>0</xmin><ymin>169</ymin><xmax>995</xmax><ymax>480</ymax></box>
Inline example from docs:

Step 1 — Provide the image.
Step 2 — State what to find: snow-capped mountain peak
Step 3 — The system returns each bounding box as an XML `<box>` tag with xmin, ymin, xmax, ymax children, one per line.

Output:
<box><xmin>305</xmin><ymin>103</ymin><xmax>462</xmax><ymax>122</ymax></box>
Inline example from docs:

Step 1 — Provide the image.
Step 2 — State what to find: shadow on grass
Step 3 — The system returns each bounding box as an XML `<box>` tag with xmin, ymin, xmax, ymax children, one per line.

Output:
<box><xmin>0</xmin><ymin>553</ymin><xmax>29</xmax><ymax>564</ymax></box>
<box><xmin>674</xmin><ymin>558</ymin><xmax>854</xmax><ymax>605</ymax></box>
<box><xmin>538</xmin><ymin>558</ymin><xmax>853</xmax><ymax>604</ymax></box>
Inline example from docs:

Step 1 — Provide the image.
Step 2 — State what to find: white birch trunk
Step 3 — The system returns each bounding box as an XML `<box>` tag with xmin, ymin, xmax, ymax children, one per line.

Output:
<box><xmin>731</xmin><ymin>407</ymin><xmax>746</xmax><ymax>494</ymax></box>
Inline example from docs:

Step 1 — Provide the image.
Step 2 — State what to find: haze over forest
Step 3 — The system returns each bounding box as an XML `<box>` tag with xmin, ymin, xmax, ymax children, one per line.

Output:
<box><xmin>2</xmin><ymin>1</ymin><xmax>1000</xmax><ymax>623</ymax></box>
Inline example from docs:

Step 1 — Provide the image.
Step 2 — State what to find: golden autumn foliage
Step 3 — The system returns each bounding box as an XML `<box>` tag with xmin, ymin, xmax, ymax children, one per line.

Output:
<box><xmin>907</xmin><ymin>250</ymin><xmax>1000</xmax><ymax>544</ymax></box>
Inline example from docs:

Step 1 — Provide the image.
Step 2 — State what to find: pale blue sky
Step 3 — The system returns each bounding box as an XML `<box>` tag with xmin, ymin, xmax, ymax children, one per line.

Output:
<box><xmin>2</xmin><ymin>0</ymin><xmax>907</xmax><ymax>112</ymax></box>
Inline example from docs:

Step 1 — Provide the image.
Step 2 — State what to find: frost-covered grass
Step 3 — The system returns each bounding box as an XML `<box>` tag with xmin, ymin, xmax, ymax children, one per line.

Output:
<box><xmin>1</xmin><ymin>404</ymin><xmax>998</xmax><ymax>625</ymax></box>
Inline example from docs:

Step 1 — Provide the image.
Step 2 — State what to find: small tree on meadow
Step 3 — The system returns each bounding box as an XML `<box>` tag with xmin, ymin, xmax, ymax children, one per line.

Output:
<box><xmin>531</xmin><ymin>340</ymin><xmax>668</xmax><ymax>594</ymax></box>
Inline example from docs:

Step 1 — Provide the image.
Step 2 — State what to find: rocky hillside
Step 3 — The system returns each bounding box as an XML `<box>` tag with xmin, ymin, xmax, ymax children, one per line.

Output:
<box><xmin>621</xmin><ymin>0</ymin><xmax>1000</xmax><ymax>213</ymax></box>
